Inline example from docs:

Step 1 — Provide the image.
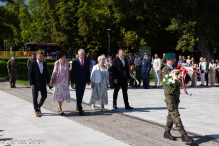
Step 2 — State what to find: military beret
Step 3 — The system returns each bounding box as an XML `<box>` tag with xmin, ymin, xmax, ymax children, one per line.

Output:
<box><xmin>144</xmin><ymin>53</ymin><xmax>147</xmax><ymax>55</ymax></box>
<box><xmin>11</xmin><ymin>53</ymin><xmax>15</xmax><ymax>57</ymax></box>
<box><xmin>134</xmin><ymin>52</ymin><xmax>139</xmax><ymax>55</ymax></box>
<box><xmin>31</xmin><ymin>52</ymin><xmax>36</xmax><ymax>55</ymax></box>
<box><xmin>165</xmin><ymin>53</ymin><xmax>176</xmax><ymax>59</ymax></box>
<box><xmin>129</xmin><ymin>53</ymin><xmax>133</xmax><ymax>56</ymax></box>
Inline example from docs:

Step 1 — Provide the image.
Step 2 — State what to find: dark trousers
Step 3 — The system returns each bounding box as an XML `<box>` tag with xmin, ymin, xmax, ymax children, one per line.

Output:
<box><xmin>143</xmin><ymin>73</ymin><xmax>150</xmax><ymax>88</ymax></box>
<box><xmin>135</xmin><ymin>67</ymin><xmax>142</xmax><ymax>86</ymax></box>
<box><xmin>32</xmin><ymin>85</ymin><xmax>47</xmax><ymax>113</ymax></box>
<box><xmin>75</xmin><ymin>82</ymin><xmax>86</xmax><ymax>111</ymax></box>
<box><xmin>113</xmin><ymin>80</ymin><xmax>130</xmax><ymax>108</ymax></box>
<box><xmin>129</xmin><ymin>78</ymin><xmax>134</xmax><ymax>86</ymax></box>
<box><xmin>109</xmin><ymin>73</ymin><xmax>114</xmax><ymax>88</ymax></box>
<box><xmin>205</xmin><ymin>73</ymin><xmax>209</xmax><ymax>85</ymax></box>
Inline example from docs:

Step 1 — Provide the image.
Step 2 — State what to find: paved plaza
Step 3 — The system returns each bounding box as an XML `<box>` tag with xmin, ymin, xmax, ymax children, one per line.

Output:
<box><xmin>0</xmin><ymin>78</ymin><xmax>219</xmax><ymax>146</ymax></box>
<box><xmin>55</xmin><ymin>84</ymin><xmax>219</xmax><ymax>140</ymax></box>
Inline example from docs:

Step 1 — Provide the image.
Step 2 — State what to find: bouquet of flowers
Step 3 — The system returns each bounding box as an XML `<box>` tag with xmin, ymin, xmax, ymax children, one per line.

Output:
<box><xmin>163</xmin><ymin>67</ymin><xmax>194</xmax><ymax>95</ymax></box>
<box><xmin>216</xmin><ymin>66</ymin><xmax>219</xmax><ymax>72</ymax></box>
<box><xmin>130</xmin><ymin>65</ymin><xmax>140</xmax><ymax>85</ymax></box>
<box><xmin>177</xmin><ymin>63</ymin><xmax>190</xmax><ymax>69</ymax></box>
<box><xmin>163</xmin><ymin>71</ymin><xmax>182</xmax><ymax>91</ymax></box>
<box><xmin>105</xmin><ymin>62</ymin><xmax>111</xmax><ymax>69</ymax></box>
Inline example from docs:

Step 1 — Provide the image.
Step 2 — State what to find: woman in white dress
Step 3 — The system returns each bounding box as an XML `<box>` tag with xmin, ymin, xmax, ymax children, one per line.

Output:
<box><xmin>89</xmin><ymin>56</ymin><xmax>109</xmax><ymax>111</ymax></box>
<box><xmin>199</xmin><ymin>57</ymin><xmax>206</xmax><ymax>86</ymax></box>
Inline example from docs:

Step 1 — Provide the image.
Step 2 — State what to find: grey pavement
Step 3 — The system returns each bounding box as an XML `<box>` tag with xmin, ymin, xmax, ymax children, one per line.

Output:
<box><xmin>0</xmin><ymin>79</ymin><xmax>219</xmax><ymax>146</ymax></box>
<box><xmin>0</xmin><ymin>90</ymin><xmax>129</xmax><ymax>146</ymax></box>
<box><xmin>58</xmin><ymin>83</ymin><xmax>219</xmax><ymax>140</ymax></box>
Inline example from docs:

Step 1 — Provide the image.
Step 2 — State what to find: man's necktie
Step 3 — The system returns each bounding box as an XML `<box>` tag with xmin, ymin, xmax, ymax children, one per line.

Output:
<box><xmin>81</xmin><ymin>60</ymin><xmax>84</xmax><ymax>70</ymax></box>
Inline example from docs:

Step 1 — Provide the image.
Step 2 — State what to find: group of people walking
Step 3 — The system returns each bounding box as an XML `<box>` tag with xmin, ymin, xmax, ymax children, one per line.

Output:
<box><xmin>24</xmin><ymin>48</ymin><xmax>134</xmax><ymax>117</ymax></box>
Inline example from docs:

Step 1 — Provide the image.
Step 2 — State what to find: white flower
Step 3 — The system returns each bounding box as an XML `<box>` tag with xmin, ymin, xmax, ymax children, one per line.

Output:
<box><xmin>172</xmin><ymin>80</ymin><xmax>175</xmax><ymax>84</ymax></box>
<box><xmin>165</xmin><ymin>75</ymin><xmax>168</xmax><ymax>78</ymax></box>
<box><xmin>168</xmin><ymin>79</ymin><xmax>172</xmax><ymax>83</ymax></box>
<box><xmin>163</xmin><ymin>78</ymin><xmax>166</xmax><ymax>82</ymax></box>
<box><xmin>133</xmin><ymin>71</ymin><xmax>136</xmax><ymax>75</ymax></box>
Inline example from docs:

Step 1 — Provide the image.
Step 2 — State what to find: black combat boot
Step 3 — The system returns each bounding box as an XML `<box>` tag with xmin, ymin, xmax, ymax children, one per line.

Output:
<box><xmin>181</xmin><ymin>133</ymin><xmax>194</xmax><ymax>142</ymax></box>
<box><xmin>10</xmin><ymin>83</ymin><xmax>13</xmax><ymax>88</ymax></box>
<box><xmin>164</xmin><ymin>131</ymin><xmax>176</xmax><ymax>141</ymax></box>
<box><xmin>13</xmin><ymin>82</ymin><xmax>16</xmax><ymax>88</ymax></box>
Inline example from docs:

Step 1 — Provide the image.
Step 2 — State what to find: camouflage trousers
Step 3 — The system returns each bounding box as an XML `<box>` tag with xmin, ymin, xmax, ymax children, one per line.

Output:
<box><xmin>164</xmin><ymin>94</ymin><xmax>186</xmax><ymax>135</ymax></box>
<box><xmin>9</xmin><ymin>72</ymin><xmax>17</xmax><ymax>84</ymax></box>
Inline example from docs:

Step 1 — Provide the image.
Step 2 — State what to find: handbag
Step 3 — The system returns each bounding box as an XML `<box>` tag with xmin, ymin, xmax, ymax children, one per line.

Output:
<box><xmin>50</xmin><ymin>61</ymin><xmax>59</xmax><ymax>86</ymax></box>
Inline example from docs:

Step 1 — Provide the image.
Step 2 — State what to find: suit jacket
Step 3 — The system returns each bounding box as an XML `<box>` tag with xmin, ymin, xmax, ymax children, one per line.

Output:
<box><xmin>71</xmin><ymin>58</ymin><xmax>91</xmax><ymax>84</ymax></box>
<box><xmin>28</xmin><ymin>60</ymin><xmax>50</xmax><ymax>87</ymax></box>
<box><xmin>112</xmin><ymin>57</ymin><xmax>130</xmax><ymax>83</ymax></box>
<box><xmin>134</xmin><ymin>57</ymin><xmax>142</xmax><ymax>67</ymax></box>
<box><xmin>142</xmin><ymin>58</ymin><xmax>151</xmax><ymax>73</ymax></box>
<box><xmin>153</xmin><ymin>58</ymin><xmax>161</xmax><ymax>72</ymax></box>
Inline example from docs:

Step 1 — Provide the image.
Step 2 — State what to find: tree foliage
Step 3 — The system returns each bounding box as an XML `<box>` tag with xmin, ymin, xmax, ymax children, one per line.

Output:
<box><xmin>0</xmin><ymin>0</ymin><xmax>219</xmax><ymax>60</ymax></box>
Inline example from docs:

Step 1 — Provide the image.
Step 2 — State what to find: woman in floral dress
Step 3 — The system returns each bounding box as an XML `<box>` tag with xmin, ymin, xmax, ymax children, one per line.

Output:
<box><xmin>90</xmin><ymin>56</ymin><xmax>109</xmax><ymax>111</ymax></box>
<box><xmin>51</xmin><ymin>50</ymin><xmax>71</xmax><ymax>115</ymax></box>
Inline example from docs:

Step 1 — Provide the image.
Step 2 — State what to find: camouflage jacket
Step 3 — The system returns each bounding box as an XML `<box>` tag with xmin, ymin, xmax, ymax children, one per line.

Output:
<box><xmin>162</xmin><ymin>65</ymin><xmax>180</xmax><ymax>95</ymax></box>
<box><xmin>27</xmin><ymin>57</ymin><xmax>36</xmax><ymax>69</ymax></box>
<box><xmin>7</xmin><ymin>59</ymin><xmax>19</xmax><ymax>73</ymax></box>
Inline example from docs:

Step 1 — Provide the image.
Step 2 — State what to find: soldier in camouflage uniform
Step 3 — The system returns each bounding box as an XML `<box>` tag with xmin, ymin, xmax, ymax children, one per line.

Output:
<box><xmin>27</xmin><ymin>52</ymin><xmax>36</xmax><ymax>69</ymax></box>
<box><xmin>162</xmin><ymin>53</ymin><xmax>194</xmax><ymax>143</ymax></box>
<box><xmin>7</xmin><ymin>53</ymin><xmax>19</xmax><ymax>88</ymax></box>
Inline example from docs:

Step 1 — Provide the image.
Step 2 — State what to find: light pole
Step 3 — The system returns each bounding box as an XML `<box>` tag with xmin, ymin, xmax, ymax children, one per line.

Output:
<box><xmin>107</xmin><ymin>29</ymin><xmax>111</xmax><ymax>55</ymax></box>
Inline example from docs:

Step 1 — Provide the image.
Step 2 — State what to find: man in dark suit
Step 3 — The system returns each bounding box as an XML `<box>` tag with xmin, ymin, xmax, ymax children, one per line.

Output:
<box><xmin>112</xmin><ymin>48</ymin><xmax>133</xmax><ymax>110</ymax></box>
<box><xmin>28</xmin><ymin>51</ymin><xmax>50</xmax><ymax>117</ymax></box>
<box><xmin>204</xmin><ymin>58</ymin><xmax>209</xmax><ymax>86</ymax></box>
<box><xmin>71</xmin><ymin>49</ymin><xmax>91</xmax><ymax>115</ymax></box>
<box><xmin>128</xmin><ymin>53</ymin><xmax>134</xmax><ymax>86</ymax></box>
<box><xmin>142</xmin><ymin>53</ymin><xmax>151</xmax><ymax>89</ymax></box>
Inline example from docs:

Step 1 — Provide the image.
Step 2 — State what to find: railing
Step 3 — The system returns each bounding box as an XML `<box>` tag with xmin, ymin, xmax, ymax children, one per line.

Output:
<box><xmin>0</xmin><ymin>51</ymin><xmax>37</xmax><ymax>57</ymax></box>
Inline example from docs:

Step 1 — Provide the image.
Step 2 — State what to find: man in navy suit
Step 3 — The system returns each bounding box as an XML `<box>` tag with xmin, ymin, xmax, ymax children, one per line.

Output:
<box><xmin>142</xmin><ymin>53</ymin><xmax>151</xmax><ymax>89</ymax></box>
<box><xmin>71</xmin><ymin>49</ymin><xmax>91</xmax><ymax>115</ymax></box>
<box><xmin>28</xmin><ymin>51</ymin><xmax>50</xmax><ymax>117</ymax></box>
<box><xmin>204</xmin><ymin>58</ymin><xmax>209</xmax><ymax>86</ymax></box>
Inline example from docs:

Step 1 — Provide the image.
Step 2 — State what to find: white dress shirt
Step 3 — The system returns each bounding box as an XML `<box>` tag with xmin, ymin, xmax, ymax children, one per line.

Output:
<box><xmin>168</xmin><ymin>64</ymin><xmax>173</xmax><ymax>69</ymax></box>
<box><xmin>79</xmin><ymin>58</ymin><xmax>85</xmax><ymax>66</ymax></box>
<box><xmin>37</xmin><ymin>59</ymin><xmax>43</xmax><ymax>74</ymax></box>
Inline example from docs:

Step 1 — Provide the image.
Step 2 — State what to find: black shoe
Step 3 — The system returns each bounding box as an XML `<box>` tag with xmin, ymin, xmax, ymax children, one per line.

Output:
<box><xmin>125</xmin><ymin>106</ymin><xmax>133</xmax><ymax>110</ymax></box>
<box><xmin>113</xmin><ymin>105</ymin><xmax>118</xmax><ymax>109</ymax></box>
<box><xmin>10</xmin><ymin>83</ymin><xmax>13</xmax><ymax>88</ymax></box>
<box><xmin>181</xmin><ymin>133</ymin><xmax>194</xmax><ymax>142</ymax></box>
<box><xmin>164</xmin><ymin>131</ymin><xmax>176</xmax><ymax>141</ymax></box>
<box><xmin>144</xmin><ymin>87</ymin><xmax>149</xmax><ymax>89</ymax></box>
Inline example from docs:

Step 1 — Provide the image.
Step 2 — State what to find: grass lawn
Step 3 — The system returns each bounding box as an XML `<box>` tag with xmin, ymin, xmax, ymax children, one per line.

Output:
<box><xmin>0</xmin><ymin>57</ymin><xmax>159</xmax><ymax>86</ymax></box>
<box><xmin>0</xmin><ymin>57</ymin><xmax>55</xmax><ymax>86</ymax></box>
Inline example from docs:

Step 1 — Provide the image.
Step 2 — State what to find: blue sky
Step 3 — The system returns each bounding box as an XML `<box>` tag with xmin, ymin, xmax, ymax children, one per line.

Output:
<box><xmin>0</xmin><ymin>0</ymin><xmax>28</xmax><ymax>5</ymax></box>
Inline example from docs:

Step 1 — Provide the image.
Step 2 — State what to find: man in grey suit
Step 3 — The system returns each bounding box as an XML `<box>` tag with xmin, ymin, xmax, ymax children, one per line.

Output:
<box><xmin>134</xmin><ymin>53</ymin><xmax>142</xmax><ymax>87</ymax></box>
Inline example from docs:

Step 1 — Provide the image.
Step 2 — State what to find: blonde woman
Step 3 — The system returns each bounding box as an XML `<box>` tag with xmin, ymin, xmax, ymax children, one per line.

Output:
<box><xmin>199</xmin><ymin>57</ymin><xmax>206</xmax><ymax>86</ymax></box>
<box><xmin>90</xmin><ymin>55</ymin><xmax>109</xmax><ymax>111</ymax></box>
<box><xmin>209</xmin><ymin>59</ymin><xmax>216</xmax><ymax>86</ymax></box>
